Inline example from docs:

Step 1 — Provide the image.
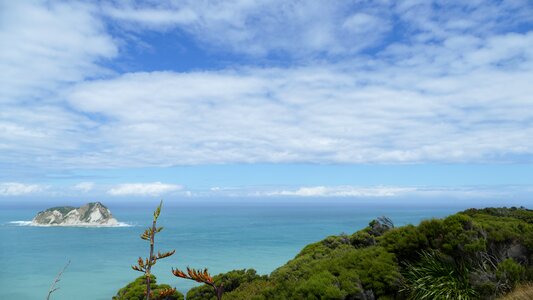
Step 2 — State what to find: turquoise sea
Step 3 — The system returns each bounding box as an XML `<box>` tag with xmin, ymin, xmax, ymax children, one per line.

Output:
<box><xmin>0</xmin><ymin>198</ymin><xmax>527</xmax><ymax>299</ymax></box>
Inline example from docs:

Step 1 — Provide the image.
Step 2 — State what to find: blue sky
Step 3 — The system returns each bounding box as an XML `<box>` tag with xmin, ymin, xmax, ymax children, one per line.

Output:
<box><xmin>0</xmin><ymin>1</ymin><xmax>532</xmax><ymax>201</ymax></box>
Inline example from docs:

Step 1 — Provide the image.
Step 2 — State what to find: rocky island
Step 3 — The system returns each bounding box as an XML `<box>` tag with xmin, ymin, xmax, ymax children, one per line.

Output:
<box><xmin>32</xmin><ymin>202</ymin><xmax>120</xmax><ymax>226</ymax></box>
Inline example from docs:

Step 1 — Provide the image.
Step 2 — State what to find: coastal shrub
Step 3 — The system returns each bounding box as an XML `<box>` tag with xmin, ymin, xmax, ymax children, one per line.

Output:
<box><xmin>378</xmin><ymin>225</ymin><xmax>428</xmax><ymax>261</ymax></box>
<box><xmin>368</xmin><ymin>216</ymin><xmax>395</xmax><ymax>236</ymax></box>
<box><xmin>293</xmin><ymin>271</ymin><xmax>346</xmax><ymax>299</ymax></box>
<box><xmin>497</xmin><ymin>259</ymin><xmax>526</xmax><ymax>291</ymax></box>
<box><xmin>219</xmin><ymin>279</ymin><xmax>272</xmax><ymax>300</ymax></box>
<box><xmin>172</xmin><ymin>267</ymin><xmax>225</xmax><ymax>300</ymax></box>
<box><xmin>463</xmin><ymin>207</ymin><xmax>533</xmax><ymax>224</ymax></box>
<box><xmin>226</xmin><ymin>208</ymin><xmax>533</xmax><ymax>298</ymax></box>
<box><xmin>113</xmin><ymin>275</ymin><xmax>183</xmax><ymax>300</ymax></box>
<box><xmin>186</xmin><ymin>269</ymin><xmax>266</xmax><ymax>300</ymax></box>
<box><xmin>205</xmin><ymin>207</ymin><xmax>532</xmax><ymax>299</ymax></box>
<box><xmin>265</xmin><ymin>245</ymin><xmax>400</xmax><ymax>299</ymax></box>
<box><xmin>350</xmin><ymin>230</ymin><xmax>376</xmax><ymax>248</ymax></box>
<box><xmin>402</xmin><ymin>250</ymin><xmax>478</xmax><ymax>299</ymax></box>
<box><xmin>296</xmin><ymin>240</ymin><xmax>336</xmax><ymax>259</ymax></box>
<box><xmin>440</xmin><ymin>214</ymin><xmax>486</xmax><ymax>256</ymax></box>
<box><xmin>112</xmin><ymin>206</ymin><xmax>533</xmax><ymax>299</ymax></box>
<box><xmin>347</xmin><ymin>217</ymin><xmax>395</xmax><ymax>249</ymax></box>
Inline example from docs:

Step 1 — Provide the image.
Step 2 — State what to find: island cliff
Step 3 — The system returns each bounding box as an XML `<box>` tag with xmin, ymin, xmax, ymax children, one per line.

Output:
<box><xmin>32</xmin><ymin>202</ymin><xmax>119</xmax><ymax>226</ymax></box>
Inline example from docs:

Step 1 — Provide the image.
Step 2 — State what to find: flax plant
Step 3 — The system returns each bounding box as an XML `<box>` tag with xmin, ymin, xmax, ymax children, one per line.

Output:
<box><xmin>172</xmin><ymin>267</ymin><xmax>224</xmax><ymax>300</ymax></box>
<box><xmin>132</xmin><ymin>201</ymin><xmax>176</xmax><ymax>300</ymax></box>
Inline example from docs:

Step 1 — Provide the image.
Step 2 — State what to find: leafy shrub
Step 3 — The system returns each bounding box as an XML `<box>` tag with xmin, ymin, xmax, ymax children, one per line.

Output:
<box><xmin>497</xmin><ymin>259</ymin><xmax>526</xmax><ymax>291</ymax></box>
<box><xmin>379</xmin><ymin>225</ymin><xmax>428</xmax><ymax>261</ymax></box>
<box><xmin>186</xmin><ymin>269</ymin><xmax>265</xmax><ymax>300</ymax></box>
<box><xmin>113</xmin><ymin>275</ymin><xmax>183</xmax><ymax>300</ymax></box>
<box><xmin>114</xmin><ymin>207</ymin><xmax>533</xmax><ymax>299</ymax></box>
<box><xmin>402</xmin><ymin>250</ymin><xmax>478</xmax><ymax>300</ymax></box>
<box><xmin>266</xmin><ymin>245</ymin><xmax>400</xmax><ymax>299</ymax></box>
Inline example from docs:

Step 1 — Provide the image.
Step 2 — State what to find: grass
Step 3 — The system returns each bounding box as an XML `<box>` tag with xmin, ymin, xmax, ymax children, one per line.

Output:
<box><xmin>499</xmin><ymin>283</ymin><xmax>533</xmax><ymax>300</ymax></box>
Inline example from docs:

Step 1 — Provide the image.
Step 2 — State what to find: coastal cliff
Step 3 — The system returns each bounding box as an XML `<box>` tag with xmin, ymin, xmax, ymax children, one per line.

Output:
<box><xmin>32</xmin><ymin>202</ymin><xmax>119</xmax><ymax>226</ymax></box>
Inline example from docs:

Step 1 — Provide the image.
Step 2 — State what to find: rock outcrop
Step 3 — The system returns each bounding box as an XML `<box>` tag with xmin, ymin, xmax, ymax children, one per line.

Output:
<box><xmin>32</xmin><ymin>202</ymin><xmax>119</xmax><ymax>226</ymax></box>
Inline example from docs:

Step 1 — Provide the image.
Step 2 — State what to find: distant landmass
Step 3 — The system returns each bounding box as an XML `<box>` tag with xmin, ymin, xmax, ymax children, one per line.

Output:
<box><xmin>32</xmin><ymin>202</ymin><xmax>120</xmax><ymax>226</ymax></box>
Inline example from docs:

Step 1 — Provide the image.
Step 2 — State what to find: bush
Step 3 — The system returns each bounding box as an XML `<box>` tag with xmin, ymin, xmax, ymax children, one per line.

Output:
<box><xmin>497</xmin><ymin>259</ymin><xmax>526</xmax><ymax>291</ymax></box>
<box><xmin>186</xmin><ymin>269</ymin><xmax>266</xmax><ymax>300</ymax></box>
<box><xmin>114</xmin><ymin>207</ymin><xmax>533</xmax><ymax>299</ymax></box>
<box><xmin>402</xmin><ymin>250</ymin><xmax>478</xmax><ymax>300</ymax></box>
<box><xmin>216</xmin><ymin>207</ymin><xmax>532</xmax><ymax>299</ymax></box>
<box><xmin>113</xmin><ymin>275</ymin><xmax>184</xmax><ymax>300</ymax></box>
<box><xmin>379</xmin><ymin>225</ymin><xmax>428</xmax><ymax>261</ymax></box>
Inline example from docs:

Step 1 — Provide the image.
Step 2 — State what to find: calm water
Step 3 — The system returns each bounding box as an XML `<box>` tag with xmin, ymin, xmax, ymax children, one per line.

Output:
<box><xmin>0</xmin><ymin>198</ymin><xmax>521</xmax><ymax>299</ymax></box>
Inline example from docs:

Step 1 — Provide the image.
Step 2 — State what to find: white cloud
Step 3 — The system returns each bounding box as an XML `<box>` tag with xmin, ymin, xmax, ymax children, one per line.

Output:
<box><xmin>101</xmin><ymin>1</ymin><xmax>532</xmax><ymax>58</ymax></box>
<box><xmin>73</xmin><ymin>182</ymin><xmax>95</xmax><ymax>193</ymax></box>
<box><xmin>189</xmin><ymin>185</ymin><xmax>533</xmax><ymax>199</ymax></box>
<box><xmin>0</xmin><ymin>182</ymin><xmax>43</xmax><ymax>196</ymax></box>
<box><xmin>103</xmin><ymin>0</ymin><xmax>392</xmax><ymax>56</ymax></box>
<box><xmin>108</xmin><ymin>182</ymin><xmax>183</xmax><ymax>196</ymax></box>
<box><xmin>0</xmin><ymin>1</ymin><xmax>117</xmax><ymax>103</ymax></box>
<box><xmin>105</xmin><ymin>6</ymin><xmax>198</xmax><ymax>28</ymax></box>
<box><xmin>62</xmin><ymin>50</ymin><xmax>533</xmax><ymax>166</ymax></box>
<box><xmin>0</xmin><ymin>1</ymin><xmax>532</xmax><ymax>175</ymax></box>
<box><xmin>266</xmin><ymin>186</ymin><xmax>416</xmax><ymax>197</ymax></box>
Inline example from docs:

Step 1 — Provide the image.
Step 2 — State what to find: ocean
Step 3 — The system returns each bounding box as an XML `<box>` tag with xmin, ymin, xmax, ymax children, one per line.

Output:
<box><xmin>0</xmin><ymin>198</ymin><xmax>525</xmax><ymax>299</ymax></box>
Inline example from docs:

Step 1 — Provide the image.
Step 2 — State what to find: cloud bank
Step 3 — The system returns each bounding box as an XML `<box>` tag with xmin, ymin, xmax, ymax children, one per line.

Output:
<box><xmin>73</xmin><ymin>182</ymin><xmax>95</xmax><ymax>193</ymax></box>
<box><xmin>0</xmin><ymin>182</ymin><xmax>43</xmax><ymax>196</ymax></box>
<box><xmin>107</xmin><ymin>182</ymin><xmax>183</xmax><ymax>196</ymax></box>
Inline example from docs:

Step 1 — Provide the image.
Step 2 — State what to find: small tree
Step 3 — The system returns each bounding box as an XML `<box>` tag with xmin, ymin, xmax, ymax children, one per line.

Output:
<box><xmin>172</xmin><ymin>267</ymin><xmax>224</xmax><ymax>300</ymax></box>
<box><xmin>132</xmin><ymin>201</ymin><xmax>176</xmax><ymax>300</ymax></box>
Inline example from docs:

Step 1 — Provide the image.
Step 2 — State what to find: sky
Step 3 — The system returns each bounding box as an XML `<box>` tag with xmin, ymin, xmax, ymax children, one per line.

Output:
<box><xmin>1</xmin><ymin>0</ymin><xmax>532</xmax><ymax>202</ymax></box>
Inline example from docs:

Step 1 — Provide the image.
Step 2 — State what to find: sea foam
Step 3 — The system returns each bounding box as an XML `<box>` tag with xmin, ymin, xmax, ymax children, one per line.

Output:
<box><xmin>8</xmin><ymin>220</ymin><xmax>134</xmax><ymax>227</ymax></box>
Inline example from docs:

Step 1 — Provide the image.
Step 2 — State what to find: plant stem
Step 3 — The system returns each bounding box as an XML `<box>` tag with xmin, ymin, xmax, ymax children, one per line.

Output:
<box><xmin>146</xmin><ymin>218</ymin><xmax>156</xmax><ymax>300</ymax></box>
<box><xmin>46</xmin><ymin>260</ymin><xmax>70</xmax><ymax>300</ymax></box>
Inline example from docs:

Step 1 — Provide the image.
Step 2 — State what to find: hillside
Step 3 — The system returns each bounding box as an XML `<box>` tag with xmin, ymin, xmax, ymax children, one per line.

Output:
<box><xmin>185</xmin><ymin>207</ymin><xmax>533</xmax><ymax>300</ymax></box>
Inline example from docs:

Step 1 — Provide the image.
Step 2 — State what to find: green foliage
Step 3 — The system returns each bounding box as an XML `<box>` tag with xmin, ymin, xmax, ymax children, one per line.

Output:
<box><xmin>497</xmin><ymin>259</ymin><xmax>526</xmax><ymax>290</ymax></box>
<box><xmin>131</xmin><ymin>201</ymin><xmax>175</xmax><ymax>300</ymax></box>
<box><xmin>221</xmin><ymin>279</ymin><xmax>272</xmax><ymax>300</ymax></box>
<box><xmin>440</xmin><ymin>214</ymin><xmax>486</xmax><ymax>255</ymax></box>
<box><xmin>229</xmin><ymin>208</ymin><xmax>531</xmax><ymax>299</ymax></box>
<box><xmin>294</xmin><ymin>271</ymin><xmax>346</xmax><ymax>299</ymax></box>
<box><xmin>186</xmin><ymin>269</ymin><xmax>265</xmax><ymax>300</ymax></box>
<box><xmin>379</xmin><ymin>225</ymin><xmax>428</xmax><ymax>261</ymax></box>
<box><xmin>349</xmin><ymin>230</ymin><xmax>376</xmax><ymax>248</ymax></box>
<box><xmin>113</xmin><ymin>275</ymin><xmax>183</xmax><ymax>300</ymax></box>
<box><xmin>180</xmin><ymin>207</ymin><xmax>533</xmax><ymax>299</ymax></box>
<box><xmin>402</xmin><ymin>250</ymin><xmax>478</xmax><ymax>300</ymax></box>
<box><xmin>43</xmin><ymin>206</ymin><xmax>75</xmax><ymax>214</ymax></box>
<box><xmin>462</xmin><ymin>207</ymin><xmax>533</xmax><ymax>224</ymax></box>
<box><xmin>258</xmin><ymin>245</ymin><xmax>400</xmax><ymax>299</ymax></box>
<box><xmin>113</xmin><ymin>207</ymin><xmax>533</xmax><ymax>299</ymax></box>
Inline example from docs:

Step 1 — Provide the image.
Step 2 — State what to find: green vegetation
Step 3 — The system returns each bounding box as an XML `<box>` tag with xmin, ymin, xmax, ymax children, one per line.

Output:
<box><xmin>113</xmin><ymin>275</ymin><xmax>183</xmax><ymax>300</ymax></box>
<box><xmin>130</xmin><ymin>201</ymin><xmax>177</xmax><ymax>300</ymax></box>
<box><xmin>114</xmin><ymin>206</ymin><xmax>532</xmax><ymax>299</ymax></box>
<box><xmin>183</xmin><ymin>206</ymin><xmax>533</xmax><ymax>299</ymax></box>
<box><xmin>42</xmin><ymin>206</ymin><xmax>75</xmax><ymax>214</ymax></box>
<box><xmin>402</xmin><ymin>250</ymin><xmax>477</xmax><ymax>299</ymax></box>
<box><xmin>172</xmin><ymin>267</ymin><xmax>226</xmax><ymax>300</ymax></box>
<box><xmin>185</xmin><ymin>269</ymin><xmax>267</xmax><ymax>300</ymax></box>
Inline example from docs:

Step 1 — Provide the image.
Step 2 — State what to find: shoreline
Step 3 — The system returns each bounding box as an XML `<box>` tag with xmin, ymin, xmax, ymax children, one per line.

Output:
<box><xmin>8</xmin><ymin>220</ymin><xmax>134</xmax><ymax>227</ymax></box>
